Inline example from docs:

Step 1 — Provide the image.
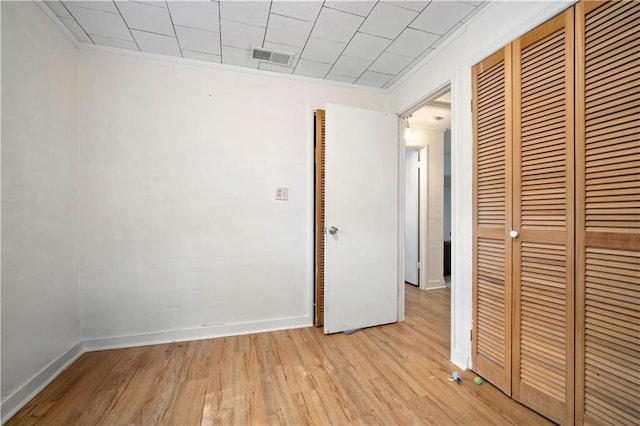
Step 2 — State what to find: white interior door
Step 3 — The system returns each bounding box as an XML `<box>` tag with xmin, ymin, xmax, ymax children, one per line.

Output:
<box><xmin>405</xmin><ymin>149</ymin><xmax>419</xmax><ymax>285</ymax></box>
<box><xmin>324</xmin><ymin>103</ymin><xmax>399</xmax><ymax>334</ymax></box>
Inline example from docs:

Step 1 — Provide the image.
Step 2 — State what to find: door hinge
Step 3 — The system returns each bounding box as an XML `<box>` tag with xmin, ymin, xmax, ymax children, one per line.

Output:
<box><xmin>417</xmin><ymin>261</ymin><xmax>421</xmax><ymax>269</ymax></box>
<box><xmin>470</xmin><ymin>329</ymin><xmax>473</xmax><ymax>341</ymax></box>
<box><xmin>470</xmin><ymin>99</ymin><xmax>473</xmax><ymax>112</ymax></box>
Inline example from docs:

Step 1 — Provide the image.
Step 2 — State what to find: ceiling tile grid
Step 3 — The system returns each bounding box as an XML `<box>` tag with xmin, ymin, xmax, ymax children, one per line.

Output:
<box><xmin>45</xmin><ymin>0</ymin><xmax>487</xmax><ymax>90</ymax></box>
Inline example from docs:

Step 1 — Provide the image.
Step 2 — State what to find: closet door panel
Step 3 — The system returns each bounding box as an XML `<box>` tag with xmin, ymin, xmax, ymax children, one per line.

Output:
<box><xmin>576</xmin><ymin>1</ymin><xmax>640</xmax><ymax>424</ymax></box>
<box><xmin>512</xmin><ymin>10</ymin><xmax>574</xmax><ymax>425</ymax></box>
<box><xmin>314</xmin><ymin>109</ymin><xmax>326</xmax><ymax>327</ymax></box>
<box><xmin>472</xmin><ymin>47</ymin><xmax>513</xmax><ymax>395</ymax></box>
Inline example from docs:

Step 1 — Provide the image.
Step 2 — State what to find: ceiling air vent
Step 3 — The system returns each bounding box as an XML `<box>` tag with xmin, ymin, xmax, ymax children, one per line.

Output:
<box><xmin>250</xmin><ymin>47</ymin><xmax>295</xmax><ymax>67</ymax></box>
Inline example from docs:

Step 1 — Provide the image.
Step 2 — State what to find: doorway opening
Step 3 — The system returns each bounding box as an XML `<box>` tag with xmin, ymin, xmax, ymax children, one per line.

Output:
<box><xmin>402</xmin><ymin>88</ymin><xmax>452</xmax><ymax>349</ymax></box>
<box><xmin>402</xmin><ymin>90</ymin><xmax>451</xmax><ymax>290</ymax></box>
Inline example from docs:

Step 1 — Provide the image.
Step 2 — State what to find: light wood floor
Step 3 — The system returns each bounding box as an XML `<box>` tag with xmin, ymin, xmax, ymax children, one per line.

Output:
<box><xmin>8</xmin><ymin>285</ymin><xmax>552</xmax><ymax>425</ymax></box>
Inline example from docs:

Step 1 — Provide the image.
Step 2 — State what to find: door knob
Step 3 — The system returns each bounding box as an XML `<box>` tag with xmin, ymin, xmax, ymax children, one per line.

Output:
<box><xmin>328</xmin><ymin>226</ymin><xmax>339</xmax><ymax>235</ymax></box>
<box><xmin>509</xmin><ymin>230</ymin><xmax>519</xmax><ymax>238</ymax></box>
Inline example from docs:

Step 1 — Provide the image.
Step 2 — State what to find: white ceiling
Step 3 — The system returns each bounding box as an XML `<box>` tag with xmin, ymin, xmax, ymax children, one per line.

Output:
<box><xmin>44</xmin><ymin>0</ymin><xmax>487</xmax><ymax>90</ymax></box>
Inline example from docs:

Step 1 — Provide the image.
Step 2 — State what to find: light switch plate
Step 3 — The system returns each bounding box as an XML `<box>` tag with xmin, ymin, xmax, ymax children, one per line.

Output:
<box><xmin>275</xmin><ymin>187</ymin><xmax>289</xmax><ymax>201</ymax></box>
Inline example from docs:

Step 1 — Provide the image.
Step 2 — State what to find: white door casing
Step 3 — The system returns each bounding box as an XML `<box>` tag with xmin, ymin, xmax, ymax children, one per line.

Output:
<box><xmin>323</xmin><ymin>103</ymin><xmax>399</xmax><ymax>334</ymax></box>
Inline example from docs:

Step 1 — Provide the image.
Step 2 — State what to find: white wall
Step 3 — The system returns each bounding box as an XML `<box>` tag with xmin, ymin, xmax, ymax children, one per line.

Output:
<box><xmin>1</xmin><ymin>1</ymin><xmax>81</xmax><ymax>418</ymax></box>
<box><xmin>389</xmin><ymin>1</ymin><xmax>575</xmax><ymax>369</ymax></box>
<box><xmin>76</xmin><ymin>51</ymin><xmax>387</xmax><ymax>346</ymax></box>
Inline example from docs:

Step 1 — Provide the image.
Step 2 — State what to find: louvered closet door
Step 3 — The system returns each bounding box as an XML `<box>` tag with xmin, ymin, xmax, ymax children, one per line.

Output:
<box><xmin>472</xmin><ymin>46</ymin><xmax>513</xmax><ymax>395</ymax></box>
<box><xmin>315</xmin><ymin>109</ymin><xmax>326</xmax><ymax>327</ymax></box>
<box><xmin>576</xmin><ymin>1</ymin><xmax>640</xmax><ymax>424</ymax></box>
<box><xmin>511</xmin><ymin>9</ymin><xmax>575</xmax><ymax>425</ymax></box>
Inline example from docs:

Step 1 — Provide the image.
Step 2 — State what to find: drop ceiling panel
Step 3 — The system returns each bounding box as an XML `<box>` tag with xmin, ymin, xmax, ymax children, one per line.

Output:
<box><xmin>167</xmin><ymin>1</ymin><xmax>220</xmax><ymax>32</ymax></box>
<box><xmin>386</xmin><ymin>28</ymin><xmax>438</xmax><ymax>57</ymax></box>
<box><xmin>341</xmin><ymin>32</ymin><xmax>391</xmax><ymax>61</ymax></box>
<box><xmin>60</xmin><ymin>17</ymin><xmax>92</xmax><ymax>43</ymax></box>
<box><xmin>359</xmin><ymin>2</ymin><xmax>418</xmax><ymax>39</ymax></box>
<box><xmin>221</xmin><ymin>45</ymin><xmax>258</xmax><ymax>69</ymax></box>
<box><xmin>384</xmin><ymin>1</ymin><xmax>430</xmax><ymax>12</ymax></box>
<box><xmin>64</xmin><ymin>1</ymin><xmax>118</xmax><ymax>14</ymax></box>
<box><xmin>270</xmin><ymin>1</ymin><xmax>323</xmax><ymax>22</ymax></box>
<box><xmin>130</xmin><ymin>1</ymin><xmax>162</xmax><ymax>6</ymax></box>
<box><xmin>46</xmin><ymin>1</ymin><xmax>72</xmax><ymax>18</ymax></box>
<box><xmin>265</xmin><ymin>14</ymin><xmax>314</xmax><ymax>48</ymax></box>
<box><xmin>330</xmin><ymin>55</ymin><xmax>372</xmax><ymax>78</ymax></box>
<box><xmin>219</xmin><ymin>1</ymin><xmax>270</xmax><ymax>27</ymax></box>
<box><xmin>323</xmin><ymin>1</ymin><xmax>376</xmax><ymax>17</ymax></box>
<box><xmin>259</xmin><ymin>62</ymin><xmax>294</xmax><ymax>74</ymax></box>
<box><xmin>182</xmin><ymin>50</ymin><xmax>221</xmax><ymax>63</ymax></box>
<box><xmin>356</xmin><ymin>70</ymin><xmax>393</xmax><ymax>88</ymax></box>
<box><xmin>294</xmin><ymin>59</ymin><xmax>332</xmax><ymax>79</ymax></box>
<box><xmin>116</xmin><ymin>1</ymin><xmax>174</xmax><ymax>36</ymax></box>
<box><xmin>221</xmin><ymin>19</ymin><xmax>265</xmax><ymax>50</ymax></box>
<box><xmin>410</xmin><ymin>1</ymin><xmax>476</xmax><ymax>35</ymax></box>
<box><xmin>175</xmin><ymin>25</ymin><xmax>220</xmax><ymax>55</ymax></box>
<box><xmin>91</xmin><ymin>34</ymin><xmax>138</xmax><ymax>50</ymax></box>
<box><xmin>131</xmin><ymin>29</ymin><xmax>181</xmax><ymax>57</ymax></box>
<box><xmin>67</xmin><ymin>5</ymin><xmax>133</xmax><ymax>40</ymax></box>
<box><xmin>46</xmin><ymin>0</ymin><xmax>489</xmax><ymax>90</ymax></box>
<box><xmin>311</xmin><ymin>7</ymin><xmax>364</xmax><ymax>43</ymax></box>
<box><xmin>431</xmin><ymin>23</ymin><xmax>464</xmax><ymax>49</ymax></box>
<box><xmin>300</xmin><ymin>37</ymin><xmax>345</xmax><ymax>64</ymax></box>
<box><xmin>369</xmin><ymin>51</ymin><xmax>413</xmax><ymax>75</ymax></box>
<box><xmin>325</xmin><ymin>73</ymin><xmax>357</xmax><ymax>84</ymax></box>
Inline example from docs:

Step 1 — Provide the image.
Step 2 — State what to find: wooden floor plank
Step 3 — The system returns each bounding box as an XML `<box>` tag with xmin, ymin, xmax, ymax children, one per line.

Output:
<box><xmin>167</xmin><ymin>379</ymin><xmax>208</xmax><ymax>425</ymax></box>
<box><xmin>6</xmin><ymin>285</ymin><xmax>553</xmax><ymax>425</ymax></box>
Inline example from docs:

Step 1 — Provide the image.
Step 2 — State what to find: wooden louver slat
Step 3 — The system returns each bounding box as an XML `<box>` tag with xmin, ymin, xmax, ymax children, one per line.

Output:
<box><xmin>576</xmin><ymin>1</ymin><xmax>640</xmax><ymax>425</ymax></box>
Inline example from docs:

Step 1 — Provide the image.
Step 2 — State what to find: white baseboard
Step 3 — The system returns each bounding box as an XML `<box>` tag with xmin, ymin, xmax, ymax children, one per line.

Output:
<box><xmin>1</xmin><ymin>342</ymin><xmax>84</xmax><ymax>424</ymax></box>
<box><xmin>82</xmin><ymin>315</ymin><xmax>312</xmax><ymax>352</ymax></box>
<box><xmin>425</xmin><ymin>285</ymin><xmax>447</xmax><ymax>291</ymax></box>
<box><xmin>1</xmin><ymin>315</ymin><xmax>312</xmax><ymax>424</ymax></box>
<box><xmin>421</xmin><ymin>278</ymin><xmax>446</xmax><ymax>290</ymax></box>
